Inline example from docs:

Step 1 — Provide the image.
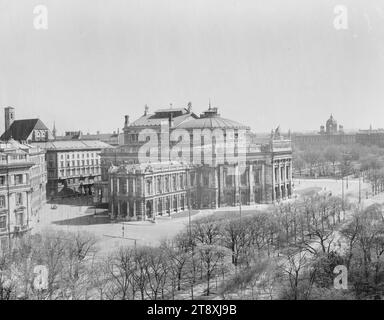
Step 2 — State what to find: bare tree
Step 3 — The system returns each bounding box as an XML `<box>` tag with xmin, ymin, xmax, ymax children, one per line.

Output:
<box><xmin>104</xmin><ymin>247</ymin><xmax>136</xmax><ymax>300</ymax></box>
<box><xmin>197</xmin><ymin>244</ymin><xmax>227</xmax><ymax>296</ymax></box>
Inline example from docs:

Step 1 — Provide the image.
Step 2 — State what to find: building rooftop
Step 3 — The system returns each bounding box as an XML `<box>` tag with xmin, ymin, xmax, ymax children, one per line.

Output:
<box><xmin>31</xmin><ymin>140</ymin><xmax>114</xmax><ymax>151</ymax></box>
<box><xmin>1</xmin><ymin>119</ymin><xmax>51</xmax><ymax>141</ymax></box>
<box><xmin>129</xmin><ymin>108</ymin><xmax>197</xmax><ymax>127</ymax></box>
<box><xmin>176</xmin><ymin>107</ymin><xmax>249</xmax><ymax>130</ymax></box>
<box><xmin>109</xmin><ymin>161</ymin><xmax>189</xmax><ymax>175</ymax></box>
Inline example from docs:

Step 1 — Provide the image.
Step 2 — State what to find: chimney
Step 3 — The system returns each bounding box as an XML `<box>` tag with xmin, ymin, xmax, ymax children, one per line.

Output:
<box><xmin>124</xmin><ymin>115</ymin><xmax>129</xmax><ymax>127</ymax></box>
<box><xmin>168</xmin><ymin>113</ymin><xmax>174</xmax><ymax>128</ymax></box>
<box><xmin>4</xmin><ymin>106</ymin><xmax>15</xmax><ymax>131</ymax></box>
<box><xmin>97</xmin><ymin>131</ymin><xmax>100</xmax><ymax>135</ymax></box>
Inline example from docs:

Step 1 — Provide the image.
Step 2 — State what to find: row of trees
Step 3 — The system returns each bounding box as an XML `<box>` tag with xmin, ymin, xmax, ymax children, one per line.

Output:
<box><xmin>277</xmin><ymin>203</ymin><xmax>384</xmax><ymax>300</ymax></box>
<box><xmin>293</xmin><ymin>143</ymin><xmax>384</xmax><ymax>178</ymax></box>
<box><xmin>2</xmin><ymin>193</ymin><xmax>384</xmax><ymax>300</ymax></box>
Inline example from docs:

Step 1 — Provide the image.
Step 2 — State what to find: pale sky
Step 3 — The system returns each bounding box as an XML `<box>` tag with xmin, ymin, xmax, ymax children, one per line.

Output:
<box><xmin>0</xmin><ymin>0</ymin><xmax>384</xmax><ymax>135</ymax></box>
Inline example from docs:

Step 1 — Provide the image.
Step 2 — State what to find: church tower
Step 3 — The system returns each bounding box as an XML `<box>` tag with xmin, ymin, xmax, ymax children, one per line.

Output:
<box><xmin>4</xmin><ymin>106</ymin><xmax>15</xmax><ymax>131</ymax></box>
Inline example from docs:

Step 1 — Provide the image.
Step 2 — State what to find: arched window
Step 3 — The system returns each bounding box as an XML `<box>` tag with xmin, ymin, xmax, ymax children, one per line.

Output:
<box><xmin>146</xmin><ymin>180</ymin><xmax>151</xmax><ymax>195</ymax></box>
<box><xmin>165</xmin><ymin>177</ymin><xmax>169</xmax><ymax>192</ymax></box>
<box><xmin>157</xmin><ymin>177</ymin><xmax>161</xmax><ymax>193</ymax></box>
<box><xmin>172</xmin><ymin>176</ymin><xmax>176</xmax><ymax>190</ymax></box>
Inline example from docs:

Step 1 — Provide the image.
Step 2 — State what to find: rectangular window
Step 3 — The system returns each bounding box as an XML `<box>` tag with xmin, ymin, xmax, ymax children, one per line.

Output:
<box><xmin>0</xmin><ymin>196</ymin><xmax>5</xmax><ymax>208</ymax></box>
<box><xmin>0</xmin><ymin>215</ymin><xmax>6</xmax><ymax>230</ymax></box>
<box><xmin>225</xmin><ymin>174</ymin><xmax>232</xmax><ymax>186</ymax></box>
<box><xmin>15</xmin><ymin>174</ymin><xmax>23</xmax><ymax>185</ymax></box>
<box><xmin>0</xmin><ymin>176</ymin><xmax>5</xmax><ymax>185</ymax></box>
<box><xmin>254</xmin><ymin>170</ymin><xmax>260</xmax><ymax>184</ymax></box>
<box><xmin>16</xmin><ymin>212</ymin><xmax>24</xmax><ymax>226</ymax></box>
<box><xmin>16</xmin><ymin>193</ymin><xmax>23</xmax><ymax>206</ymax></box>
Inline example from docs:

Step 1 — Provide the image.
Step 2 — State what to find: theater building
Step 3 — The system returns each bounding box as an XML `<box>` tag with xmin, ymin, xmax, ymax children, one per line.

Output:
<box><xmin>97</xmin><ymin>103</ymin><xmax>293</xmax><ymax>221</ymax></box>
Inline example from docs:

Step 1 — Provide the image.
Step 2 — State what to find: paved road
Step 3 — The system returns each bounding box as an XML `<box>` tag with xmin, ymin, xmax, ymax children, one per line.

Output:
<box><xmin>31</xmin><ymin>178</ymin><xmax>383</xmax><ymax>255</ymax></box>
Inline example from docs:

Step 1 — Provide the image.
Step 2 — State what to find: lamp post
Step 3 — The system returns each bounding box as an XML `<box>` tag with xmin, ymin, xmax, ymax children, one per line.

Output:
<box><xmin>359</xmin><ymin>172</ymin><xmax>362</xmax><ymax>204</ymax></box>
<box><xmin>341</xmin><ymin>175</ymin><xmax>345</xmax><ymax>212</ymax></box>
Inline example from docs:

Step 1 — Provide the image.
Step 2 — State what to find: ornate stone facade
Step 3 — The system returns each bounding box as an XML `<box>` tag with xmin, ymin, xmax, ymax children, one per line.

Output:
<box><xmin>96</xmin><ymin>104</ymin><xmax>293</xmax><ymax>220</ymax></box>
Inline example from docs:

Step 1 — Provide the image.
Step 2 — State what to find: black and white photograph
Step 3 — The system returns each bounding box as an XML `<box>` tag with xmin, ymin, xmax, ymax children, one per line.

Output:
<box><xmin>1</xmin><ymin>0</ymin><xmax>384</xmax><ymax>309</ymax></box>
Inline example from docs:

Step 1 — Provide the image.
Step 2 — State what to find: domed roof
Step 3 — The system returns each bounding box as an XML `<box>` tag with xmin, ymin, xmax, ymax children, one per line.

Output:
<box><xmin>326</xmin><ymin>114</ymin><xmax>337</xmax><ymax>126</ymax></box>
<box><xmin>177</xmin><ymin>117</ymin><xmax>249</xmax><ymax>130</ymax></box>
<box><xmin>176</xmin><ymin>107</ymin><xmax>249</xmax><ymax>130</ymax></box>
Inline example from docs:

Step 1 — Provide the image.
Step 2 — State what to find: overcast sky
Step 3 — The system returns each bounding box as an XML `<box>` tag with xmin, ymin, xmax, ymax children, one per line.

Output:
<box><xmin>0</xmin><ymin>0</ymin><xmax>384</xmax><ymax>135</ymax></box>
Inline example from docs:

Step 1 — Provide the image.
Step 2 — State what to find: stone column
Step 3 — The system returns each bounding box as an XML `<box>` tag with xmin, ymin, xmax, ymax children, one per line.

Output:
<box><xmin>153</xmin><ymin>199</ymin><xmax>157</xmax><ymax>217</ymax></box>
<box><xmin>271</xmin><ymin>162</ymin><xmax>276</xmax><ymax>202</ymax></box>
<box><xmin>214</xmin><ymin>168</ymin><xmax>219</xmax><ymax>208</ymax></box>
<box><xmin>133</xmin><ymin>201</ymin><xmax>137</xmax><ymax>220</ymax></box>
<box><xmin>125</xmin><ymin>200</ymin><xmax>130</xmax><ymax>219</ymax></box>
<box><xmin>218</xmin><ymin>166</ymin><xmax>224</xmax><ymax>206</ymax></box>
<box><xmin>161</xmin><ymin>197</ymin><xmax>165</xmax><ymax>215</ymax></box>
<box><xmin>175</xmin><ymin>195</ymin><xmax>179</xmax><ymax>213</ymax></box>
<box><xmin>283</xmin><ymin>162</ymin><xmax>287</xmax><ymax>199</ymax></box>
<box><xmin>139</xmin><ymin>200</ymin><xmax>144</xmax><ymax>221</ymax></box>
<box><xmin>248</xmin><ymin>164</ymin><xmax>255</xmax><ymax>205</ymax></box>
<box><xmin>234</xmin><ymin>164</ymin><xmax>239</xmax><ymax>205</ymax></box>
<box><xmin>289</xmin><ymin>160</ymin><xmax>293</xmax><ymax>197</ymax></box>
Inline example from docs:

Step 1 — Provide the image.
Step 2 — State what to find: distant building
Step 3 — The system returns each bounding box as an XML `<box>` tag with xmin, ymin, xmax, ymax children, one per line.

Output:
<box><xmin>0</xmin><ymin>140</ymin><xmax>45</xmax><ymax>250</ymax></box>
<box><xmin>292</xmin><ymin>115</ymin><xmax>356</xmax><ymax>147</ymax></box>
<box><xmin>0</xmin><ymin>107</ymin><xmax>114</xmax><ymax>199</ymax></box>
<box><xmin>1</xmin><ymin>114</ymin><xmax>53</xmax><ymax>143</ymax></box>
<box><xmin>356</xmin><ymin>127</ymin><xmax>384</xmax><ymax>147</ymax></box>
<box><xmin>55</xmin><ymin>130</ymin><xmax>122</xmax><ymax>146</ymax></box>
<box><xmin>32</xmin><ymin>140</ymin><xmax>113</xmax><ymax>198</ymax></box>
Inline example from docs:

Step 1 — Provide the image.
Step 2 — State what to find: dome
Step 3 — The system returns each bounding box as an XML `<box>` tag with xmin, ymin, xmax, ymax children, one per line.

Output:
<box><xmin>177</xmin><ymin>117</ymin><xmax>249</xmax><ymax>130</ymax></box>
<box><xmin>176</xmin><ymin>107</ymin><xmax>249</xmax><ymax>130</ymax></box>
<box><xmin>326</xmin><ymin>114</ymin><xmax>337</xmax><ymax>126</ymax></box>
